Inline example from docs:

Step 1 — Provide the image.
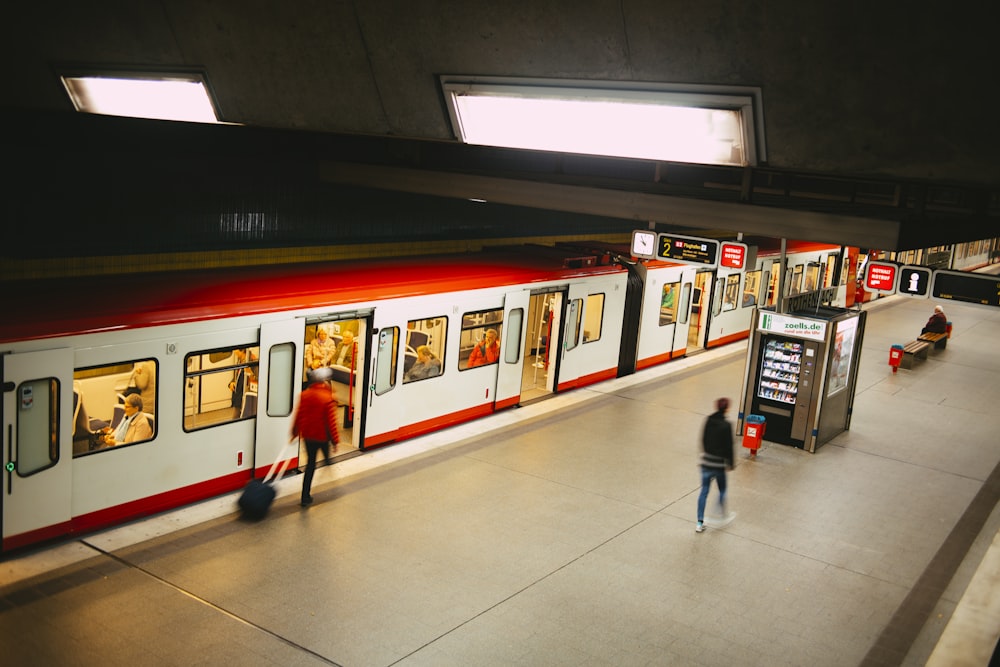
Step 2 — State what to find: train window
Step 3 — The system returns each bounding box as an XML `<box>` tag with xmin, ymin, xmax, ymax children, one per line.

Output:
<box><xmin>403</xmin><ymin>317</ymin><xmax>447</xmax><ymax>383</ymax></box>
<box><xmin>803</xmin><ymin>263</ymin><xmax>820</xmax><ymax>292</ymax></box>
<box><xmin>824</xmin><ymin>256</ymin><xmax>838</xmax><ymax>288</ymax></box>
<box><xmin>712</xmin><ymin>277</ymin><xmax>725</xmax><ymax>315</ymax></box>
<box><xmin>721</xmin><ymin>274</ymin><xmax>740</xmax><ymax>312</ymax></box>
<box><xmin>374</xmin><ymin>327</ymin><xmax>399</xmax><ymax>394</ymax></box>
<box><xmin>765</xmin><ymin>263</ymin><xmax>780</xmax><ymax>307</ymax></box>
<box><xmin>660</xmin><ymin>282</ymin><xmax>680</xmax><ymax>325</ymax></box>
<box><xmin>460</xmin><ymin>308</ymin><xmax>504</xmax><ymax>370</ymax></box>
<box><xmin>565</xmin><ymin>299</ymin><xmax>582</xmax><ymax>351</ymax></box>
<box><xmin>678</xmin><ymin>284</ymin><xmax>692</xmax><ymax>324</ymax></box>
<box><xmin>15</xmin><ymin>378</ymin><xmax>59</xmax><ymax>475</ymax></box>
<box><xmin>790</xmin><ymin>265</ymin><xmax>804</xmax><ymax>295</ymax></box>
<box><xmin>267</xmin><ymin>343</ymin><xmax>295</xmax><ymax>416</ymax></box>
<box><xmin>184</xmin><ymin>346</ymin><xmax>259</xmax><ymax>431</ymax></box>
<box><xmin>582</xmin><ymin>294</ymin><xmax>604</xmax><ymax>343</ymax></box>
<box><xmin>73</xmin><ymin>360</ymin><xmax>158</xmax><ymax>456</ymax></box>
<box><xmin>743</xmin><ymin>270</ymin><xmax>761</xmax><ymax>307</ymax></box>
<box><xmin>504</xmin><ymin>309</ymin><xmax>524</xmax><ymax>363</ymax></box>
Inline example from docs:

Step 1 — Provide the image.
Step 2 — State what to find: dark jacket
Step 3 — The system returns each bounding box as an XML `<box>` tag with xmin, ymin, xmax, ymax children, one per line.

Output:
<box><xmin>922</xmin><ymin>311</ymin><xmax>947</xmax><ymax>334</ymax></box>
<box><xmin>701</xmin><ymin>410</ymin><xmax>734</xmax><ymax>470</ymax></box>
<box><xmin>292</xmin><ymin>382</ymin><xmax>339</xmax><ymax>444</ymax></box>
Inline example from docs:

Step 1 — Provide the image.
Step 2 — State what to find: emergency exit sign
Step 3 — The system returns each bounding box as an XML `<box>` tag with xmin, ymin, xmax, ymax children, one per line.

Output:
<box><xmin>865</xmin><ymin>261</ymin><xmax>897</xmax><ymax>293</ymax></box>
<box><xmin>720</xmin><ymin>242</ymin><xmax>748</xmax><ymax>269</ymax></box>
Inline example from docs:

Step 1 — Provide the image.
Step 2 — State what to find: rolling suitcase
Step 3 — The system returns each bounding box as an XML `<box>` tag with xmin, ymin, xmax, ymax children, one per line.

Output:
<box><xmin>238</xmin><ymin>440</ymin><xmax>295</xmax><ymax>520</ymax></box>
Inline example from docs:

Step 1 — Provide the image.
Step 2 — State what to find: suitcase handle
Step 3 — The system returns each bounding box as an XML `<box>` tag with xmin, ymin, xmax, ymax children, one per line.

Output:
<box><xmin>261</xmin><ymin>438</ymin><xmax>297</xmax><ymax>484</ymax></box>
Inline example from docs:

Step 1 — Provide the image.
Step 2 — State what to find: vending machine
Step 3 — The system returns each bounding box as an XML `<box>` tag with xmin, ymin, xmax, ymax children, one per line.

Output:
<box><xmin>738</xmin><ymin>306</ymin><xmax>866</xmax><ymax>452</ymax></box>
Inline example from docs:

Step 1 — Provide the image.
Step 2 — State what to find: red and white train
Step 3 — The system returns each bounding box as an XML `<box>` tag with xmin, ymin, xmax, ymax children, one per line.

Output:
<box><xmin>1</xmin><ymin>237</ymin><xmax>861</xmax><ymax>552</ymax></box>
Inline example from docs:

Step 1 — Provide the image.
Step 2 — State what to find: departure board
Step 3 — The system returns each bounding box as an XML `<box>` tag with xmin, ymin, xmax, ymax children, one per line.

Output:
<box><xmin>656</xmin><ymin>234</ymin><xmax>719</xmax><ymax>267</ymax></box>
<box><xmin>931</xmin><ymin>270</ymin><xmax>1000</xmax><ymax>307</ymax></box>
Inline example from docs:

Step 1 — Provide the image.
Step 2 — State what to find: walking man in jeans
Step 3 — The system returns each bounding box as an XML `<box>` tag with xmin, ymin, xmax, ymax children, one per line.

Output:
<box><xmin>696</xmin><ymin>397</ymin><xmax>735</xmax><ymax>533</ymax></box>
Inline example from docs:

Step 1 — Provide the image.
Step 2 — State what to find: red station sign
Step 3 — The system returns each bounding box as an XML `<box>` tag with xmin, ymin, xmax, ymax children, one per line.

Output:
<box><xmin>865</xmin><ymin>261</ymin><xmax>898</xmax><ymax>293</ymax></box>
<box><xmin>720</xmin><ymin>242</ymin><xmax>748</xmax><ymax>269</ymax></box>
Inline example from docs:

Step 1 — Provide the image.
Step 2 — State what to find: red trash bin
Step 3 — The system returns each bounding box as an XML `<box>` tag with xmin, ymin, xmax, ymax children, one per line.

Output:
<box><xmin>889</xmin><ymin>344</ymin><xmax>904</xmax><ymax>373</ymax></box>
<box><xmin>743</xmin><ymin>415</ymin><xmax>766</xmax><ymax>458</ymax></box>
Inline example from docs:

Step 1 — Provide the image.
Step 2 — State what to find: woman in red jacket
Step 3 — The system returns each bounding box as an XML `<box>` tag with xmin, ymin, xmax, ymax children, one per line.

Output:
<box><xmin>291</xmin><ymin>368</ymin><xmax>340</xmax><ymax>506</ymax></box>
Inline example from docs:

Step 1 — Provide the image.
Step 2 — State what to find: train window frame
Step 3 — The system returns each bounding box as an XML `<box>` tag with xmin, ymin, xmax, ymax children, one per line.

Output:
<box><xmin>183</xmin><ymin>345</ymin><xmax>260</xmax><ymax>432</ymax></box>
<box><xmin>824</xmin><ymin>256</ymin><xmax>838</xmax><ymax>289</ymax></box>
<box><xmin>659</xmin><ymin>281</ymin><xmax>680</xmax><ymax>325</ymax></box>
<box><xmin>73</xmin><ymin>359</ymin><xmax>158</xmax><ymax>457</ymax></box>
<box><xmin>374</xmin><ymin>327</ymin><xmax>400</xmax><ymax>395</ymax></box>
<box><xmin>459</xmin><ymin>308</ymin><xmax>504</xmax><ymax>370</ymax></box>
<box><xmin>403</xmin><ymin>316</ymin><xmax>447</xmax><ymax>384</ymax></box>
<box><xmin>565</xmin><ymin>299</ymin><xmax>582</xmax><ymax>351</ymax></box>
<box><xmin>790</xmin><ymin>265</ymin><xmax>804</xmax><ymax>295</ymax></box>
<box><xmin>267</xmin><ymin>343</ymin><xmax>295</xmax><ymax>417</ymax></box>
<box><xmin>678</xmin><ymin>283</ymin><xmax>692</xmax><ymax>324</ymax></box>
<box><xmin>721</xmin><ymin>274</ymin><xmax>740</xmax><ymax>312</ymax></box>
<box><xmin>582</xmin><ymin>293</ymin><xmax>604</xmax><ymax>343</ymax></box>
<box><xmin>16</xmin><ymin>378</ymin><xmax>59</xmax><ymax>475</ymax></box>
<box><xmin>743</xmin><ymin>269</ymin><xmax>761</xmax><ymax>307</ymax></box>
<box><xmin>504</xmin><ymin>309</ymin><xmax>524</xmax><ymax>363</ymax></box>
<box><xmin>803</xmin><ymin>262</ymin><xmax>821</xmax><ymax>293</ymax></box>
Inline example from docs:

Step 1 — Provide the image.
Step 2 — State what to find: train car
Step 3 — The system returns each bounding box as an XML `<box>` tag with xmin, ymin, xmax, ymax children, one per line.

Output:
<box><xmin>1</xmin><ymin>238</ymin><xmax>858</xmax><ymax>553</ymax></box>
<box><xmin>1</xmin><ymin>247</ymin><xmax>685</xmax><ymax>552</ymax></box>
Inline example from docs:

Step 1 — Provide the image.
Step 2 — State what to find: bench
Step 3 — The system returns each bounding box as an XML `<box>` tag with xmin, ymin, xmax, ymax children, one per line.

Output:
<box><xmin>918</xmin><ymin>331</ymin><xmax>948</xmax><ymax>350</ymax></box>
<box><xmin>899</xmin><ymin>339</ymin><xmax>930</xmax><ymax>369</ymax></box>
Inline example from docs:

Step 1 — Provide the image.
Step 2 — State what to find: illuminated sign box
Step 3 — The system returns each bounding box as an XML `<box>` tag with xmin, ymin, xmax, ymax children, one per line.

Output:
<box><xmin>897</xmin><ymin>265</ymin><xmax>931</xmax><ymax>298</ymax></box>
<box><xmin>931</xmin><ymin>270</ymin><xmax>1000</xmax><ymax>307</ymax></box>
<box><xmin>656</xmin><ymin>234</ymin><xmax>720</xmax><ymax>267</ymax></box>
<box><xmin>720</xmin><ymin>242</ymin><xmax>748</xmax><ymax>269</ymax></box>
<box><xmin>865</xmin><ymin>261</ymin><xmax>897</xmax><ymax>293</ymax></box>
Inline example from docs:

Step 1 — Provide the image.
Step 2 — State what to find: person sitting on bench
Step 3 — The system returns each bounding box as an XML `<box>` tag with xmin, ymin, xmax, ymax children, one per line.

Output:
<box><xmin>921</xmin><ymin>305</ymin><xmax>947</xmax><ymax>335</ymax></box>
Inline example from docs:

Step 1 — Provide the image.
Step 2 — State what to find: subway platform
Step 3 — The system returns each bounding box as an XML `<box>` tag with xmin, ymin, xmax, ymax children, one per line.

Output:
<box><xmin>2</xmin><ymin>295</ymin><xmax>998</xmax><ymax>666</ymax></box>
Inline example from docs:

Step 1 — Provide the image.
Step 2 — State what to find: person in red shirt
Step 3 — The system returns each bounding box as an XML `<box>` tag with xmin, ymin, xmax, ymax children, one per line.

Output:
<box><xmin>291</xmin><ymin>368</ymin><xmax>340</xmax><ymax>506</ymax></box>
<box><xmin>468</xmin><ymin>328</ymin><xmax>500</xmax><ymax>367</ymax></box>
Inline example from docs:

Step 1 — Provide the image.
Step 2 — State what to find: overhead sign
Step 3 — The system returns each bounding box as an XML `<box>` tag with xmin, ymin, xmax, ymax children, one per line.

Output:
<box><xmin>656</xmin><ymin>233</ymin><xmax>719</xmax><ymax>267</ymax></box>
<box><xmin>720</xmin><ymin>242</ymin><xmax>748</xmax><ymax>269</ymax></box>
<box><xmin>865</xmin><ymin>261</ymin><xmax>897</xmax><ymax>293</ymax></box>
<box><xmin>931</xmin><ymin>270</ymin><xmax>1000</xmax><ymax>307</ymax></box>
<box><xmin>897</xmin><ymin>265</ymin><xmax>932</xmax><ymax>298</ymax></box>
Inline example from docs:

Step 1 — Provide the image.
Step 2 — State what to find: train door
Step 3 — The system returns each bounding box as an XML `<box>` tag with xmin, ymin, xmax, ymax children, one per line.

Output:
<box><xmin>300</xmin><ymin>314</ymin><xmax>370</xmax><ymax>456</ymax></box>
<box><xmin>2</xmin><ymin>348</ymin><xmax>74</xmax><ymax>552</ymax></box>
<box><xmin>254</xmin><ymin>318</ymin><xmax>304</xmax><ymax>475</ymax></box>
<box><xmin>687</xmin><ymin>270</ymin><xmax>714</xmax><ymax>352</ymax></box>
<box><xmin>516</xmin><ymin>291</ymin><xmax>561</xmax><ymax>403</ymax></box>
<box><xmin>495</xmin><ymin>289</ymin><xmax>531</xmax><ymax>407</ymax></box>
<box><xmin>553</xmin><ymin>283</ymin><xmax>590</xmax><ymax>388</ymax></box>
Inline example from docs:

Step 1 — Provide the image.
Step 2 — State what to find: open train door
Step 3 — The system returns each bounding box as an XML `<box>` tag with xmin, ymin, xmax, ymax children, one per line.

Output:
<box><xmin>253</xmin><ymin>318</ymin><xmax>305</xmax><ymax>476</ymax></box>
<box><xmin>495</xmin><ymin>289</ymin><xmax>532</xmax><ymax>409</ymax></box>
<box><xmin>2</xmin><ymin>348</ymin><xmax>73</xmax><ymax>553</ymax></box>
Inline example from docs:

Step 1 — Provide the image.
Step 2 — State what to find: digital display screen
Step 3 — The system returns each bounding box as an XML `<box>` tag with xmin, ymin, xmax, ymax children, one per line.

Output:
<box><xmin>656</xmin><ymin>234</ymin><xmax>719</xmax><ymax>266</ymax></box>
<box><xmin>931</xmin><ymin>271</ymin><xmax>1000</xmax><ymax>307</ymax></box>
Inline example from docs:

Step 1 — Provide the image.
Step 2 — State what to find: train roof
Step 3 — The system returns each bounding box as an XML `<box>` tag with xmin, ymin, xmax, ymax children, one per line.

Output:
<box><xmin>1</xmin><ymin>248</ymin><xmax>625</xmax><ymax>343</ymax></box>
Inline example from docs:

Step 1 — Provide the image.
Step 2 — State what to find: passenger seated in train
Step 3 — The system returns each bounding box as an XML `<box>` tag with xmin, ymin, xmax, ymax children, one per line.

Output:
<box><xmin>404</xmin><ymin>345</ymin><xmax>441</xmax><ymax>382</ymax></box>
<box><xmin>305</xmin><ymin>327</ymin><xmax>336</xmax><ymax>370</ymax></box>
<box><xmin>332</xmin><ymin>330</ymin><xmax>355</xmax><ymax>368</ymax></box>
<box><xmin>229</xmin><ymin>348</ymin><xmax>256</xmax><ymax>415</ymax></box>
<box><xmin>99</xmin><ymin>394</ymin><xmax>153</xmax><ymax>447</ymax></box>
<box><xmin>468</xmin><ymin>328</ymin><xmax>500</xmax><ymax>367</ymax></box>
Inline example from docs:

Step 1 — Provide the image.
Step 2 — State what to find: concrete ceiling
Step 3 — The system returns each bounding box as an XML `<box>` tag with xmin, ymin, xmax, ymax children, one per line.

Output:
<box><xmin>4</xmin><ymin>2</ymin><xmax>999</xmax><ymax>253</ymax></box>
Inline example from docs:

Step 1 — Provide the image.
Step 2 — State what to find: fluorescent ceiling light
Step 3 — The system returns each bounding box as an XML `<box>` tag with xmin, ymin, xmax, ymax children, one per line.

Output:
<box><xmin>442</xmin><ymin>78</ymin><xmax>762</xmax><ymax>167</ymax></box>
<box><xmin>61</xmin><ymin>73</ymin><xmax>221</xmax><ymax>123</ymax></box>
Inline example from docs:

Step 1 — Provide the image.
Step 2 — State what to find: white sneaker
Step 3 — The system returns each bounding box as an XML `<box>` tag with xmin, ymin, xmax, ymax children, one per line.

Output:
<box><xmin>695</xmin><ymin>522</ymin><xmax>705</xmax><ymax>533</ymax></box>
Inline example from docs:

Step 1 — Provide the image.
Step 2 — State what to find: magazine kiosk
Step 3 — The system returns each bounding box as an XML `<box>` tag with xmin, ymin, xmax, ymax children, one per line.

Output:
<box><xmin>737</xmin><ymin>306</ymin><xmax>866</xmax><ymax>452</ymax></box>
